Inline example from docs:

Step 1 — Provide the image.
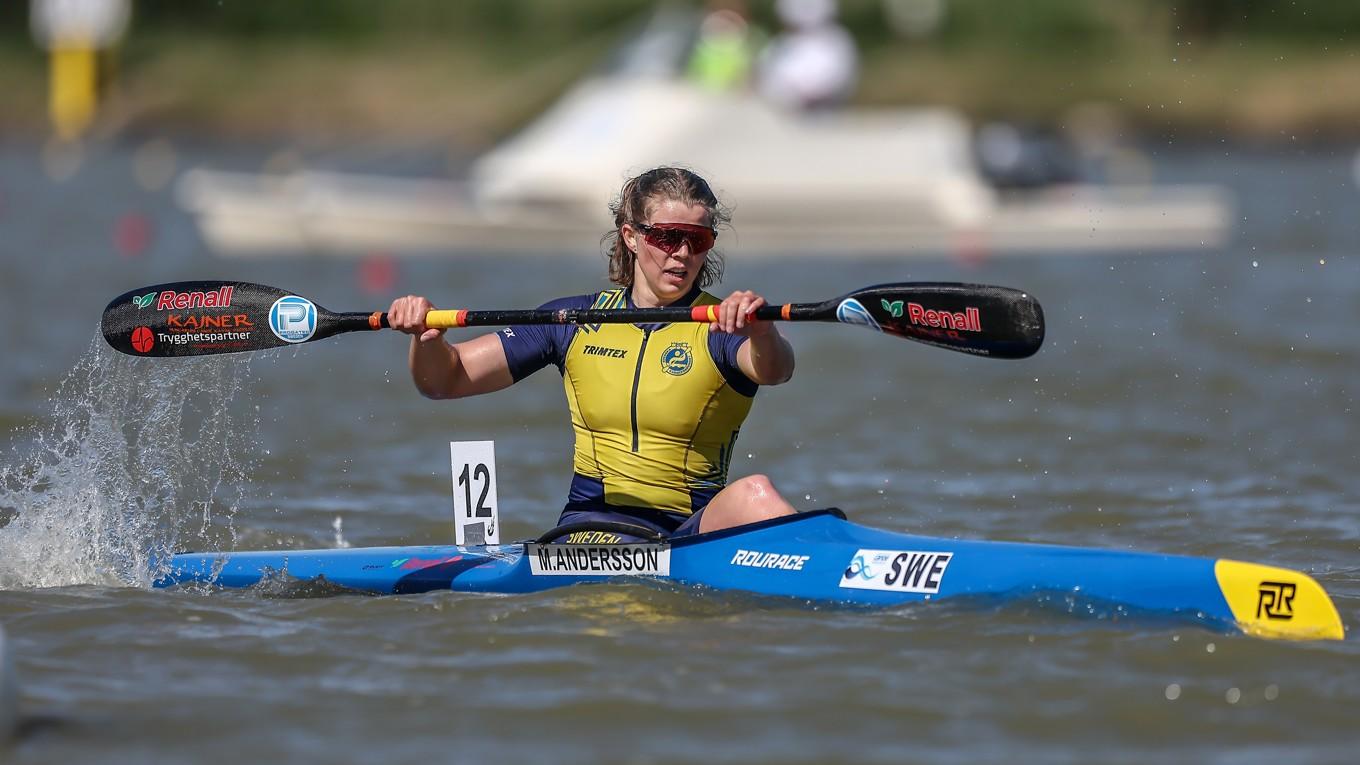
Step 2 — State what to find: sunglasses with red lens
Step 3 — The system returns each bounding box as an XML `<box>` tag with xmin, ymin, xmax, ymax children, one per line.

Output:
<box><xmin>636</xmin><ymin>222</ymin><xmax>716</xmax><ymax>255</ymax></box>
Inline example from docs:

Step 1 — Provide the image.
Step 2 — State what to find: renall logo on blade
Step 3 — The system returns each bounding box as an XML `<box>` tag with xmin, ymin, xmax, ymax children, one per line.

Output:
<box><xmin>906</xmin><ymin>303</ymin><xmax>982</xmax><ymax>333</ymax></box>
<box><xmin>136</xmin><ymin>286</ymin><xmax>235</xmax><ymax>311</ymax></box>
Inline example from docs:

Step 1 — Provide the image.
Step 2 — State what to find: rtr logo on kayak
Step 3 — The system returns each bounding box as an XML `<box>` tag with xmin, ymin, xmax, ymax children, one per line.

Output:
<box><xmin>269</xmin><ymin>296</ymin><xmax>317</xmax><ymax>343</ymax></box>
<box><xmin>839</xmin><ymin>548</ymin><xmax>953</xmax><ymax>594</ymax></box>
<box><xmin>1257</xmin><ymin>581</ymin><xmax>1296</xmax><ymax>620</ymax></box>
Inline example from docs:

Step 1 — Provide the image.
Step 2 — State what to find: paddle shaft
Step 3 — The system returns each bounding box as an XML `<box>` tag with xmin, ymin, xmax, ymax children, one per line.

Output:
<box><xmin>352</xmin><ymin>304</ymin><xmax>800</xmax><ymax>332</ymax></box>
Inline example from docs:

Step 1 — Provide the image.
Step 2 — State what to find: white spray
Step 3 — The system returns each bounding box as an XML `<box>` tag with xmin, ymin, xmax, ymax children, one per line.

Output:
<box><xmin>0</xmin><ymin>338</ymin><xmax>257</xmax><ymax>588</ymax></box>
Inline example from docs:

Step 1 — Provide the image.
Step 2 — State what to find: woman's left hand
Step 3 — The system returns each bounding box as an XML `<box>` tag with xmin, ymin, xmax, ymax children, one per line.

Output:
<box><xmin>715</xmin><ymin>290</ymin><xmax>773</xmax><ymax>337</ymax></box>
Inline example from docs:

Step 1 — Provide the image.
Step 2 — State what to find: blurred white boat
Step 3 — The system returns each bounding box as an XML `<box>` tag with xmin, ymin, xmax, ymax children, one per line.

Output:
<box><xmin>176</xmin><ymin>12</ymin><xmax>1231</xmax><ymax>259</ymax></box>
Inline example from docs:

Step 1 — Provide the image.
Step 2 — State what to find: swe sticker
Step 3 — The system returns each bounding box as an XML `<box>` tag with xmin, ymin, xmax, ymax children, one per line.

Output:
<box><xmin>839</xmin><ymin>548</ymin><xmax>953</xmax><ymax>594</ymax></box>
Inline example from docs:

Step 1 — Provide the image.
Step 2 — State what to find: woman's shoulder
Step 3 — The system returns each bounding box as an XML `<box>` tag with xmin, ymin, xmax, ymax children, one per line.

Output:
<box><xmin>537</xmin><ymin>290</ymin><xmax>624</xmax><ymax>311</ymax></box>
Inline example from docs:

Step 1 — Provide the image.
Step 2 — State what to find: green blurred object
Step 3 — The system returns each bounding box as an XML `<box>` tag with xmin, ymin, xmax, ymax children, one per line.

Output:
<box><xmin>686</xmin><ymin>5</ymin><xmax>765</xmax><ymax>92</ymax></box>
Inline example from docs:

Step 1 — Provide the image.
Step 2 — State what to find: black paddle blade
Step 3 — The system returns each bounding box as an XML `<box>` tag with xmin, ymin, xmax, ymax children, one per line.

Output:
<box><xmin>101</xmin><ymin>281</ymin><xmax>356</xmax><ymax>357</ymax></box>
<box><xmin>828</xmin><ymin>283</ymin><xmax>1044</xmax><ymax>359</ymax></box>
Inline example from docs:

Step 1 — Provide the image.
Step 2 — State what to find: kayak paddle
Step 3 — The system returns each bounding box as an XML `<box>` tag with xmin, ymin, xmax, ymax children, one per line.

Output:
<box><xmin>101</xmin><ymin>281</ymin><xmax>1044</xmax><ymax>359</ymax></box>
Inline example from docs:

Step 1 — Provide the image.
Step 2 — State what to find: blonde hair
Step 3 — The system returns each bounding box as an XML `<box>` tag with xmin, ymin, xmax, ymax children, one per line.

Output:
<box><xmin>604</xmin><ymin>167</ymin><xmax>730</xmax><ymax>288</ymax></box>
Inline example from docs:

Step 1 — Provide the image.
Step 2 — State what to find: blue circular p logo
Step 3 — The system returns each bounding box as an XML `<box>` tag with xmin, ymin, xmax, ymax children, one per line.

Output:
<box><xmin>269</xmin><ymin>296</ymin><xmax>317</xmax><ymax>343</ymax></box>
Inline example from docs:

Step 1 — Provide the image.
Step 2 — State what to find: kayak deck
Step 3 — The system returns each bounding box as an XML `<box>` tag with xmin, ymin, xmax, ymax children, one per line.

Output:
<box><xmin>156</xmin><ymin>510</ymin><xmax>1344</xmax><ymax>641</ymax></box>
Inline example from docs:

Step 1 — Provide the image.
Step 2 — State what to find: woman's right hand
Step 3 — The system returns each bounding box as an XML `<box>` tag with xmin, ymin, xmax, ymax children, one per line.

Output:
<box><xmin>388</xmin><ymin>295</ymin><xmax>444</xmax><ymax>343</ymax></box>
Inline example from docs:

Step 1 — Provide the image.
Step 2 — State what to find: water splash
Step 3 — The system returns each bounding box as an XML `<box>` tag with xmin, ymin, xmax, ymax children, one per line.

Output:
<box><xmin>0</xmin><ymin>337</ymin><xmax>258</xmax><ymax>589</ymax></box>
<box><xmin>332</xmin><ymin>516</ymin><xmax>351</xmax><ymax>549</ymax></box>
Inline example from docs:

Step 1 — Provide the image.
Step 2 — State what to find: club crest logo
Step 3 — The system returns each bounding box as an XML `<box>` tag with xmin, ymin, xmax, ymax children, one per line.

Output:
<box><xmin>660</xmin><ymin>342</ymin><xmax>693</xmax><ymax>376</ymax></box>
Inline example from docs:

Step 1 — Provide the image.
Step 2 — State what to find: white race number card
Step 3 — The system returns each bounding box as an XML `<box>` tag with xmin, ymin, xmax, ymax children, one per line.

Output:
<box><xmin>450</xmin><ymin>440</ymin><xmax>500</xmax><ymax>545</ymax></box>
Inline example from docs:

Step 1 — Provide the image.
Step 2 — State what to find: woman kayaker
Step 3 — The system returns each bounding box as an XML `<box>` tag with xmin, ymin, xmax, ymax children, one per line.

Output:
<box><xmin>388</xmin><ymin>167</ymin><xmax>797</xmax><ymax>539</ymax></box>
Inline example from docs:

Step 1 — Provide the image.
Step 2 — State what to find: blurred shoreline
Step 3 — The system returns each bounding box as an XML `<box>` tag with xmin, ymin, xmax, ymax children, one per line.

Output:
<box><xmin>2</xmin><ymin>1</ymin><xmax>1359</xmax><ymax>149</ymax></box>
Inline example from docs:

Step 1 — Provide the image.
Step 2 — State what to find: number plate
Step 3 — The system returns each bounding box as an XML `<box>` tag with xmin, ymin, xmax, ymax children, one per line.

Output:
<box><xmin>450</xmin><ymin>440</ymin><xmax>500</xmax><ymax>545</ymax></box>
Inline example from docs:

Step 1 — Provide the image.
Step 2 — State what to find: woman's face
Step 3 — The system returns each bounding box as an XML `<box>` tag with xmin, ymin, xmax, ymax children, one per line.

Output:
<box><xmin>625</xmin><ymin>198</ymin><xmax>713</xmax><ymax>306</ymax></box>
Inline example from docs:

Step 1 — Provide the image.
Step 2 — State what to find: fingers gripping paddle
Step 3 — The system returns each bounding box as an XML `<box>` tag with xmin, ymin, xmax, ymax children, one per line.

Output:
<box><xmin>102</xmin><ymin>281</ymin><xmax>1044</xmax><ymax>359</ymax></box>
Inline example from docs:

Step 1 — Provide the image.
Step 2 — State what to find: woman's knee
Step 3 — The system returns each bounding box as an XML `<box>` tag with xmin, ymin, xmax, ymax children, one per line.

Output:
<box><xmin>729</xmin><ymin>474</ymin><xmax>777</xmax><ymax>499</ymax></box>
<box><xmin>701</xmin><ymin>476</ymin><xmax>794</xmax><ymax>533</ymax></box>
<box><xmin>722</xmin><ymin>474</ymin><xmax>794</xmax><ymax>516</ymax></box>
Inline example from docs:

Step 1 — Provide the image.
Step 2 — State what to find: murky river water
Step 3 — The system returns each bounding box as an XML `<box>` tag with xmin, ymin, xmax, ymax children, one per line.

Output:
<box><xmin>1</xmin><ymin>143</ymin><xmax>1358</xmax><ymax>763</ymax></box>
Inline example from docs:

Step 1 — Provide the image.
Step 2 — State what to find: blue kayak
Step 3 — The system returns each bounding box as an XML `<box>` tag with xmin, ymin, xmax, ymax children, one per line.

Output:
<box><xmin>156</xmin><ymin>509</ymin><xmax>1344</xmax><ymax>641</ymax></box>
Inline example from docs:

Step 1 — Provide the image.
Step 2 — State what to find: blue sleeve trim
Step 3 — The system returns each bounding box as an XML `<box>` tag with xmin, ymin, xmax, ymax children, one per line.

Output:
<box><xmin>497</xmin><ymin>294</ymin><xmax>594</xmax><ymax>381</ymax></box>
<box><xmin>708</xmin><ymin>331</ymin><xmax>758</xmax><ymax>397</ymax></box>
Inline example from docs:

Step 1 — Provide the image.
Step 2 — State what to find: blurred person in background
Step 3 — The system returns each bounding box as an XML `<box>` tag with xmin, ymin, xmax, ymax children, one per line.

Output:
<box><xmin>386</xmin><ymin>167</ymin><xmax>798</xmax><ymax>542</ymax></box>
<box><xmin>687</xmin><ymin>0</ymin><xmax>765</xmax><ymax>92</ymax></box>
<box><xmin>757</xmin><ymin>0</ymin><xmax>859</xmax><ymax>110</ymax></box>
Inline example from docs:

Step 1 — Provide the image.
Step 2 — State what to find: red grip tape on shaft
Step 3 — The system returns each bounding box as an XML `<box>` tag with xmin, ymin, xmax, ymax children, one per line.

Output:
<box><xmin>689</xmin><ymin>305</ymin><xmax>760</xmax><ymax>323</ymax></box>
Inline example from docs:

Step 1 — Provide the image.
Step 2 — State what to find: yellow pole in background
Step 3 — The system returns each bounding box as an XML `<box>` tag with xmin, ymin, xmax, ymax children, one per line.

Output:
<box><xmin>30</xmin><ymin>0</ymin><xmax>131</xmax><ymax>141</ymax></box>
<box><xmin>50</xmin><ymin>44</ymin><xmax>99</xmax><ymax>140</ymax></box>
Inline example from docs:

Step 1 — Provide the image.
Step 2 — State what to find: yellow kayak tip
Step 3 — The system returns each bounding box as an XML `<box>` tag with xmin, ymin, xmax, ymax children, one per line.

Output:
<box><xmin>1215</xmin><ymin>560</ymin><xmax>1345</xmax><ymax>641</ymax></box>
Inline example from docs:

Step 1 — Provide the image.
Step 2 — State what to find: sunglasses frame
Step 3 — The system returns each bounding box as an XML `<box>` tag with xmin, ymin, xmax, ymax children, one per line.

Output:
<box><xmin>635</xmin><ymin>222</ymin><xmax>717</xmax><ymax>255</ymax></box>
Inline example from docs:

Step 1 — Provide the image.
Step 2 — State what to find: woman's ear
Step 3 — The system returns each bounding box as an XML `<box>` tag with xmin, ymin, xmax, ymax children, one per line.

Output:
<box><xmin>621</xmin><ymin>224</ymin><xmax>637</xmax><ymax>253</ymax></box>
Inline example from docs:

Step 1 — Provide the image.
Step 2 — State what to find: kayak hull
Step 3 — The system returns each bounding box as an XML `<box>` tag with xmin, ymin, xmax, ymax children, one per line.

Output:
<box><xmin>155</xmin><ymin>510</ymin><xmax>1344</xmax><ymax>641</ymax></box>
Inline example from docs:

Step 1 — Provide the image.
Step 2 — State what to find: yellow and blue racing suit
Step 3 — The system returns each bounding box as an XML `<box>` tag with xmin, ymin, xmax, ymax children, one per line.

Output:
<box><xmin>498</xmin><ymin>286</ymin><xmax>758</xmax><ymax>539</ymax></box>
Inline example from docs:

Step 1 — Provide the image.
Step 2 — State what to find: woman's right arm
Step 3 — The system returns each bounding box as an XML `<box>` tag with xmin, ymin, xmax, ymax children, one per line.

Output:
<box><xmin>389</xmin><ymin>295</ymin><xmax>515</xmax><ymax>399</ymax></box>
